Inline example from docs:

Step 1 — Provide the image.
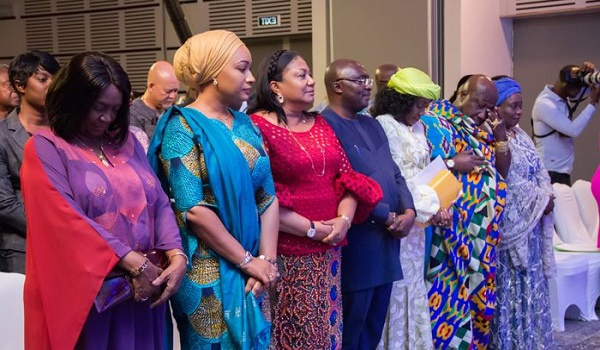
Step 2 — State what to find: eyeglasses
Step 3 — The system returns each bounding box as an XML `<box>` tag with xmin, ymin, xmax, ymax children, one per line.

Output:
<box><xmin>335</xmin><ymin>78</ymin><xmax>374</xmax><ymax>87</ymax></box>
<box><xmin>0</xmin><ymin>81</ymin><xmax>14</xmax><ymax>91</ymax></box>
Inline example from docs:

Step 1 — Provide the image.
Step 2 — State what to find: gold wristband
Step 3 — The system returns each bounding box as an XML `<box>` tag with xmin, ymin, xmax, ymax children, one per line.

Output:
<box><xmin>168</xmin><ymin>251</ymin><xmax>189</xmax><ymax>265</ymax></box>
<box><xmin>495</xmin><ymin>140</ymin><xmax>509</xmax><ymax>154</ymax></box>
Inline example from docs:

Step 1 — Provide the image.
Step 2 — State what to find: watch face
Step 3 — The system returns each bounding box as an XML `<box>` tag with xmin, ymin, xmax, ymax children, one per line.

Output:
<box><xmin>446</xmin><ymin>159</ymin><xmax>455</xmax><ymax>169</ymax></box>
<box><xmin>307</xmin><ymin>228</ymin><xmax>316</xmax><ymax>238</ymax></box>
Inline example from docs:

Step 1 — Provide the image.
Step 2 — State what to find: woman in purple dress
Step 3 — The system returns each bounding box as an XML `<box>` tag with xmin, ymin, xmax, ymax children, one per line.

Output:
<box><xmin>20</xmin><ymin>52</ymin><xmax>186</xmax><ymax>349</ymax></box>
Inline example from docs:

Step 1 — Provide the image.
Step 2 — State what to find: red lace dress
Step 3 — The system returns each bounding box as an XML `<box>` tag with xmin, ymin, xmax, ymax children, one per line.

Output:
<box><xmin>250</xmin><ymin>114</ymin><xmax>381</xmax><ymax>350</ymax></box>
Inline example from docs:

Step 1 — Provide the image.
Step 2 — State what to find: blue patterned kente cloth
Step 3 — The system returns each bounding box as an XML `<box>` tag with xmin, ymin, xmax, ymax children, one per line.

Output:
<box><xmin>148</xmin><ymin>106</ymin><xmax>275</xmax><ymax>349</ymax></box>
<box><xmin>421</xmin><ymin>100</ymin><xmax>506</xmax><ymax>350</ymax></box>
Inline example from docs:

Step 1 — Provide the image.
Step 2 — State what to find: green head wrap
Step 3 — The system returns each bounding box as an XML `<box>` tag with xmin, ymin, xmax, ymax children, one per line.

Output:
<box><xmin>387</xmin><ymin>67</ymin><xmax>441</xmax><ymax>100</ymax></box>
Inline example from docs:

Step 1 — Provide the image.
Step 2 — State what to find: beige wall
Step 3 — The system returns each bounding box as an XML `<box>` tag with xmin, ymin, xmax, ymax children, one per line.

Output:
<box><xmin>310</xmin><ymin>0</ymin><xmax>431</xmax><ymax>103</ymax></box>
<box><xmin>514</xmin><ymin>12</ymin><xmax>600</xmax><ymax>181</ymax></box>
<box><xmin>443</xmin><ymin>0</ymin><xmax>513</xmax><ymax>98</ymax></box>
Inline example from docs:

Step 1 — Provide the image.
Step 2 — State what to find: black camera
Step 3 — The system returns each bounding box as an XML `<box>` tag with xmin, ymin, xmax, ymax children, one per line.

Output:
<box><xmin>561</xmin><ymin>67</ymin><xmax>600</xmax><ymax>86</ymax></box>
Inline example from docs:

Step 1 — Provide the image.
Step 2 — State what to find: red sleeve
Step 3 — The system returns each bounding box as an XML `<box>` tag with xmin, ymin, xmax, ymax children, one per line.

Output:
<box><xmin>335</xmin><ymin>171</ymin><xmax>383</xmax><ymax>223</ymax></box>
<box><xmin>21</xmin><ymin>136</ymin><xmax>120</xmax><ymax>350</ymax></box>
<box><xmin>327</xmin><ymin>122</ymin><xmax>383</xmax><ymax>223</ymax></box>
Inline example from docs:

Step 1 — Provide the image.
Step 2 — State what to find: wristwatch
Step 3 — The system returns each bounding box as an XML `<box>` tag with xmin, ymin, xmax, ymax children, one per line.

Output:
<box><xmin>306</xmin><ymin>221</ymin><xmax>316</xmax><ymax>239</ymax></box>
<box><xmin>445</xmin><ymin>158</ymin><xmax>455</xmax><ymax>169</ymax></box>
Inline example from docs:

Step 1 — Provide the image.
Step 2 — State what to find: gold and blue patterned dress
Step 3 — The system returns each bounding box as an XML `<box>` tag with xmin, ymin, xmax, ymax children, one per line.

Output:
<box><xmin>157</xmin><ymin>108</ymin><xmax>275</xmax><ymax>349</ymax></box>
<box><xmin>421</xmin><ymin>100</ymin><xmax>506</xmax><ymax>350</ymax></box>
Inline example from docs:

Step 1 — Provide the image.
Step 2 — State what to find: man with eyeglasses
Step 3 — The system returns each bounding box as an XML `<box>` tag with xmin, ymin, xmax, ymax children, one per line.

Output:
<box><xmin>321</xmin><ymin>58</ymin><xmax>415</xmax><ymax>350</ymax></box>
<box><xmin>0</xmin><ymin>64</ymin><xmax>19</xmax><ymax>120</ymax></box>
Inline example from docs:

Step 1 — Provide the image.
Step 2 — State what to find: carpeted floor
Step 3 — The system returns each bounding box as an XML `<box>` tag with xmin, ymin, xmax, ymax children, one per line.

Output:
<box><xmin>555</xmin><ymin>311</ymin><xmax>600</xmax><ymax>349</ymax></box>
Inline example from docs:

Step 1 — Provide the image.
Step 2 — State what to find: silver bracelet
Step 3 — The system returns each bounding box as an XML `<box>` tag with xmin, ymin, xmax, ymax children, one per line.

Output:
<box><xmin>340</xmin><ymin>214</ymin><xmax>352</xmax><ymax>229</ymax></box>
<box><xmin>236</xmin><ymin>251</ymin><xmax>253</xmax><ymax>269</ymax></box>
<box><xmin>258</xmin><ymin>254</ymin><xmax>277</xmax><ymax>265</ymax></box>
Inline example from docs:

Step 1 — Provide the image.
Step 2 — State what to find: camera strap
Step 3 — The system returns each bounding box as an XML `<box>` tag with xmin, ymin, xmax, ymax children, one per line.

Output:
<box><xmin>531</xmin><ymin>90</ymin><xmax>585</xmax><ymax>139</ymax></box>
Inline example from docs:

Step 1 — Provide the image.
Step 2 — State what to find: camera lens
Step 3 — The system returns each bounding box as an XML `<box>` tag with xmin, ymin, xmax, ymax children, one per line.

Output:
<box><xmin>580</xmin><ymin>71</ymin><xmax>600</xmax><ymax>86</ymax></box>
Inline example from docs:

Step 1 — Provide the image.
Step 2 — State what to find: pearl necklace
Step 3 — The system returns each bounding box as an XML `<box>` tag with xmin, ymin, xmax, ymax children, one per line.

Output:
<box><xmin>74</xmin><ymin>136</ymin><xmax>111</xmax><ymax>167</ymax></box>
<box><xmin>283</xmin><ymin>121</ymin><xmax>326</xmax><ymax>177</ymax></box>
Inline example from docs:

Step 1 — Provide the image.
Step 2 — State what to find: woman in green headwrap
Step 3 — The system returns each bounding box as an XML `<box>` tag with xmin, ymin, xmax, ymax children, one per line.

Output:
<box><xmin>374</xmin><ymin>68</ymin><xmax>450</xmax><ymax>350</ymax></box>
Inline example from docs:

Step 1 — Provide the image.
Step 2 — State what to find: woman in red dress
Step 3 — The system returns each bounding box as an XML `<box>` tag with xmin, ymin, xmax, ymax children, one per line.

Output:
<box><xmin>247</xmin><ymin>49</ymin><xmax>382</xmax><ymax>349</ymax></box>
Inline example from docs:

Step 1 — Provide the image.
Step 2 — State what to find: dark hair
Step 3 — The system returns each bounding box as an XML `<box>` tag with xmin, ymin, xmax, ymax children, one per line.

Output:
<box><xmin>491</xmin><ymin>75</ymin><xmax>511</xmax><ymax>81</ymax></box>
<box><xmin>47</xmin><ymin>52</ymin><xmax>131</xmax><ymax>145</ymax></box>
<box><xmin>559</xmin><ymin>64</ymin><xmax>580</xmax><ymax>85</ymax></box>
<box><xmin>8</xmin><ymin>50</ymin><xmax>60</xmax><ymax>94</ymax></box>
<box><xmin>448</xmin><ymin>74</ymin><xmax>473</xmax><ymax>103</ymax></box>
<box><xmin>247</xmin><ymin>49</ymin><xmax>302</xmax><ymax>124</ymax></box>
<box><xmin>372</xmin><ymin>88</ymin><xmax>418</xmax><ymax>122</ymax></box>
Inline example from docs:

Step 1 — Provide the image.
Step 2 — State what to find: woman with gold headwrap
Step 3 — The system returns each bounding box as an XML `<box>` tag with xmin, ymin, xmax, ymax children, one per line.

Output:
<box><xmin>147</xmin><ymin>30</ymin><xmax>280</xmax><ymax>349</ymax></box>
<box><xmin>373</xmin><ymin>68</ymin><xmax>448</xmax><ymax>350</ymax></box>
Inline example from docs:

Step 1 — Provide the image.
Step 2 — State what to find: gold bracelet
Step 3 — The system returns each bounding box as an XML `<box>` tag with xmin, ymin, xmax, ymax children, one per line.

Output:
<box><xmin>168</xmin><ymin>251</ymin><xmax>189</xmax><ymax>265</ymax></box>
<box><xmin>495</xmin><ymin>140</ymin><xmax>509</xmax><ymax>154</ymax></box>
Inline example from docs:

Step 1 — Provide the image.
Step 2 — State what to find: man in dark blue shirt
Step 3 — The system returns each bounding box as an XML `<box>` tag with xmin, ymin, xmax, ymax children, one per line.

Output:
<box><xmin>321</xmin><ymin>58</ymin><xmax>416</xmax><ymax>350</ymax></box>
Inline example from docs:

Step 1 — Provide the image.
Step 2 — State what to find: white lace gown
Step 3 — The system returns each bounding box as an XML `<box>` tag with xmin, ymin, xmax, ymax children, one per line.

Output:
<box><xmin>376</xmin><ymin>114</ymin><xmax>435</xmax><ymax>350</ymax></box>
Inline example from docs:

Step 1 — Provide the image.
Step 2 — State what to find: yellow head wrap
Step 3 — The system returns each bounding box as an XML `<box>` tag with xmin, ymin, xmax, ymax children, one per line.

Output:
<box><xmin>387</xmin><ymin>67</ymin><xmax>441</xmax><ymax>100</ymax></box>
<box><xmin>173</xmin><ymin>30</ymin><xmax>244</xmax><ymax>90</ymax></box>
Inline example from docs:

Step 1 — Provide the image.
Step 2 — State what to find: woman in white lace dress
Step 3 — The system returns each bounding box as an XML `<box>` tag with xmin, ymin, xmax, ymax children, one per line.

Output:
<box><xmin>374</xmin><ymin>68</ymin><xmax>450</xmax><ymax>350</ymax></box>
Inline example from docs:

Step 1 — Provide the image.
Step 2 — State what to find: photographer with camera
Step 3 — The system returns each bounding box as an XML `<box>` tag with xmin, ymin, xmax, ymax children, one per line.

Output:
<box><xmin>532</xmin><ymin>61</ymin><xmax>600</xmax><ymax>185</ymax></box>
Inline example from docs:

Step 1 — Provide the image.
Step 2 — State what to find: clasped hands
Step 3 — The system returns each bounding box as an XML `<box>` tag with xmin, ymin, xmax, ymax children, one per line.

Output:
<box><xmin>385</xmin><ymin>210</ymin><xmax>416</xmax><ymax>238</ymax></box>
<box><xmin>126</xmin><ymin>251</ymin><xmax>187</xmax><ymax>308</ymax></box>
<box><xmin>241</xmin><ymin>256</ymin><xmax>279</xmax><ymax>297</ymax></box>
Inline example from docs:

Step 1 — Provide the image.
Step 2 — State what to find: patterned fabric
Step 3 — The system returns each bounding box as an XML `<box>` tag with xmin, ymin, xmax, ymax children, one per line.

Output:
<box><xmin>149</xmin><ymin>106</ymin><xmax>275</xmax><ymax>349</ymax></box>
<box><xmin>250</xmin><ymin>115</ymin><xmax>382</xmax><ymax>256</ymax></box>
<box><xmin>376</xmin><ymin>115</ymin><xmax>434</xmax><ymax>350</ymax></box>
<box><xmin>489</xmin><ymin>126</ymin><xmax>555</xmax><ymax>349</ymax></box>
<box><xmin>421</xmin><ymin>100</ymin><xmax>506</xmax><ymax>350</ymax></box>
<box><xmin>270</xmin><ymin>248</ymin><xmax>343</xmax><ymax>350</ymax></box>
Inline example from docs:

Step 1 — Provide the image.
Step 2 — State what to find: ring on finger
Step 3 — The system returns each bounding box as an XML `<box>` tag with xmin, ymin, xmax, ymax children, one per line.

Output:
<box><xmin>141</xmin><ymin>297</ymin><xmax>149</xmax><ymax>301</ymax></box>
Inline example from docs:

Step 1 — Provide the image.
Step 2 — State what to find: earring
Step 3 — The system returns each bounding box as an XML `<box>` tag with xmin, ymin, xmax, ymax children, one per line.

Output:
<box><xmin>276</xmin><ymin>93</ymin><xmax>284</xmax><ymax>104</ymax></box>
<box><xmin>213</xmin><ymin>79</ymin><xmax>218</xmax><ymax>86</ymax></box>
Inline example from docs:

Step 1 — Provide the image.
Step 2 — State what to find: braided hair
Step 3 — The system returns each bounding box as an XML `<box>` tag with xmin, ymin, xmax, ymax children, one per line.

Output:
<box><xmin>247</xmin><ymin>49</ymin><xmax>300</xmax><ymax>124</ymax></box>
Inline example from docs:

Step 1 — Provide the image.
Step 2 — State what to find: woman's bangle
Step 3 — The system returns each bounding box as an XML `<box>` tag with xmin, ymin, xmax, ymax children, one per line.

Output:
<box><xmin>169</xmin><ymin>251</ymin><xmax>189</xmax><ymax>265</ymax></box>
<box><xmin>340</xmin><ymin>214</ymin><xmax>352</xmax><ymax>229</ymax></box>
<box><xmin>258</xmin><ymin>254</ymin><xmax>277</xmax><ymax>265</ymax></box>
<box><xmin>495</xmin><ymin>140</ymin><xmax>509</xmax><ymax>154</ymax></box>
<box><xmin>130</xmin><ymin>258</ymin><xmax>149</xmax><ymax>277</ymax></box>
<box><xmin>236</xmin><ymin>251</ymin><xmax>254</xmax><ymax>269</ymax></box>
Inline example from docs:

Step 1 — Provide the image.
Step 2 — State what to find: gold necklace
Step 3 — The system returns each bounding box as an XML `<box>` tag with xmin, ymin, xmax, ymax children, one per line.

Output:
<box><xmin>74</xmin><ymin>137</ymin><xmax>111</xmax><ymax>167</ymax></box>
<box><xmin>283</xmin><ymin>121</ymin><xmax>326</xmax><ymax>177</ymax></box>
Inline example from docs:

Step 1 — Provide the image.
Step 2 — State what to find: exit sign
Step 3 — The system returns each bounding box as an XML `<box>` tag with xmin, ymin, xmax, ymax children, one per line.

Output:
<box><xmin>258</xmin><ymin>15</ymin><xmax>280</xmax><ymax>27</ymax></box>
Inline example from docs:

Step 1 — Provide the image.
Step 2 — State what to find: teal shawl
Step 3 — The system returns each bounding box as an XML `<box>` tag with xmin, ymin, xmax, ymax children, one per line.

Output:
<box><xmin>148</xmin><ymin>106</ymin><xmax>269</xmax><ymax>349</ymax></box>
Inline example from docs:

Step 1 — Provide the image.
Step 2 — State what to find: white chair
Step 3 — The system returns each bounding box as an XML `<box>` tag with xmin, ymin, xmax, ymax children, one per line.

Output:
<box><xmin>549</xmin><ymin>252</ymin><xmax>589</xmax><ymax>331</ymax></box>
<box><xmin>552</xmin><ymin>183</ymin><xmax>600</xmax><ymax>321</ymax></box>
<box><xmin>553</xmin><ymin>183</ymin><xmax>595</xmax><ymax>245</ymax></box>
<box><xmin>0</xmin><ymin>272</ymin><xmax>25</xmax><ymax>350</ymax></box>
<box><xmin>572</xmin><ymin>180</ymin><xmax>600</xmax><ymax>245</ymax></box>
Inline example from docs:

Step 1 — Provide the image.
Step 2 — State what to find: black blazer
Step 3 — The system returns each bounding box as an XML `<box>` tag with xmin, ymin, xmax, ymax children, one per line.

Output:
<box><xmin>0</xmin><ymin>109</ymin><xmax>28</xmax><ymax>252</ymax></box>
